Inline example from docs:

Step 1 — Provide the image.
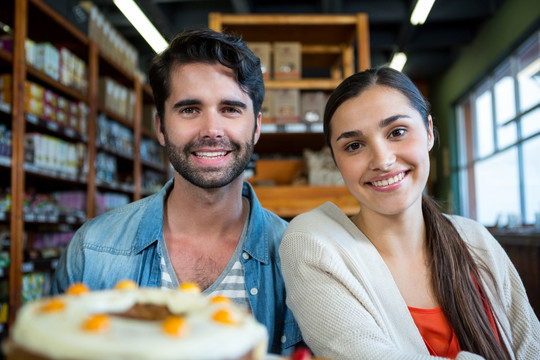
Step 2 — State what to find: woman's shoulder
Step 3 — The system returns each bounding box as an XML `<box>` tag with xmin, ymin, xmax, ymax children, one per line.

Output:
<box><xmin>286</xmin><ymin>202</ymin><xmax>351</xmax><ymax>233</ymax></box>
<box><xmin>444</xmin><ymin>214</ymin><xmax>503</xmax><ymax>253</ymax></box>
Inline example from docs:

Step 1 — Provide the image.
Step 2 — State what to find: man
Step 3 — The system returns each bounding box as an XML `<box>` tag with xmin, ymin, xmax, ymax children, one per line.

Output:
<box><xmin>52</xmin><ymin>28</ymin><xmax>301</xmax><ymax>355</ymax></box>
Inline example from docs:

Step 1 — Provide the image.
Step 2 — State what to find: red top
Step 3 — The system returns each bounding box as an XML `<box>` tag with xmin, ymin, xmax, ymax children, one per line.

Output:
<box><xmin>409</xmin><ymin>294</ymin><xmax>498</xmax><ymax>358</ymax></box>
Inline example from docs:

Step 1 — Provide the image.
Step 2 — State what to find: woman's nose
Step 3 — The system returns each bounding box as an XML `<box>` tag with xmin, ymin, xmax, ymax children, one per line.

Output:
<box><xmin>369</xmin><ymin>142</ymin><xmax>396</xmax><ymax>171</ymax></box>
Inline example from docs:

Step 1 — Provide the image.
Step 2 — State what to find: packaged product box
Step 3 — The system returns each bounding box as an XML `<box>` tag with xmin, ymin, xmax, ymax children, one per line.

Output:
<box><xmin>0</xmin><ymin>91</ymin><xmax>11</xmax><ymax>105</ymax></box>
<box><xmin>35</xmin><ymin>42</ymin><xmax>60</xmax><ymax>81</ymax></box>
<box><xmin>247</xmin><ymin>42</ymin><xmax>271</xmax><ymax>79</ymax></box>
<box><xmin>25</xmin><ymin>39</ymin><xmax>37</xmax><ymax>67</ymax></box>
<box><xmin>0</xmin><ymin>37</ymin><xmax>13</xmax><ymax>53</ymax></box>
<box><xmin>25</xmin><ymin>97</ymin><xmax>44</xmax><ymax>118</ymax></box>
<box><xmin>273</xmin><ymin>42</ymin><xmax>301</xmax><ymax>79</ymax></box>
<box><xmin>43</xmin><ymin>89</ymin><xmax>58</xmax><ymax>108</ymax></box>
<box><xmin>273</xmin><ymin>89</ymin><xmax>300</xmax><ymax>124</ymax></box>
<box><xmin>261</xmin><ymin>89</ymin><xmax>274</xmax><ymax>123</ymax></box>
<box><xmin>25</xmin><ymin>81</ymin><xmax>44</xmax><ymax>101</ymax></box>
<box><xmin>0</xmin><ymin>74</ymin><xmax>11</xmax><ymax>90</ymax></box>
<box><xmin>97</xmin><ymin>76</ymin><xmax>114</xmax><ymax>110</ymax></box>
<box><xmin>301</xmin><ymin>91</ymin><xmax>328</xmax><ymax>124</ymax></box>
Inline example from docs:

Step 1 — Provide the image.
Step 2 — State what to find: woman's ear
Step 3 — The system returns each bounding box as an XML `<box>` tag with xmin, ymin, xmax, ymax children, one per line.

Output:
<box><xmin>427</xmin><ymin>115</ymin><xmax>434</xmax><ymax>151</ymax></box>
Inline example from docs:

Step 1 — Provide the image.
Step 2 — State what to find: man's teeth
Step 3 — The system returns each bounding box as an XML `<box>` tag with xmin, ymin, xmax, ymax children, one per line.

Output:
<box><xmin>372</xmin><ymin>172</ymin><xmax>405</xmax><ymax>187</ymax></box>
<box><xmin>195</xmin><ymin>151</ymin><xmax>227</xmax><ymax>159</ymax></box>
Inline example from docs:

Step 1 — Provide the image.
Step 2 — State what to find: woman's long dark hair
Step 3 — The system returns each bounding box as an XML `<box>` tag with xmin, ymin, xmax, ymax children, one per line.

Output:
<box><xmin>324</xmin><ymin>67</ymin><xmax>510</xmax><ymax>359</ymax></box>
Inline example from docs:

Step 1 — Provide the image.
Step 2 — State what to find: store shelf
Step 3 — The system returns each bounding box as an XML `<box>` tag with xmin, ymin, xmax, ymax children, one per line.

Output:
<box><xmin>210</xmin><ymin>13</ymin><xmax>368</xmax><ymax>217</ymax></box>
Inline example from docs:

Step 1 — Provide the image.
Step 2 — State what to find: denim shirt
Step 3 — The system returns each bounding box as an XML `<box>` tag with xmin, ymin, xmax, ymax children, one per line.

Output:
<box><xmin>51</xmin><ymin>179</ymin><xmax>302</xmax><ymax>355</ymax></box>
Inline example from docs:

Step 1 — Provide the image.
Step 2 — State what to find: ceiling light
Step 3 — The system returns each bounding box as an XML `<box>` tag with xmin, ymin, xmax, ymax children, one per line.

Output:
<box><xmin>113</xmin><ymin>0</ymin><xmax>168</xmax><ymax>53</ymax></box>
<box><xmin>410</xmin><ymin>0</ymin><xmax>436</xmax><ymax>25</ymax></box>
<box><xmin>389</xmin><ymin>52</ymin><xmax>407</xmax><ymax>72</ymax></box>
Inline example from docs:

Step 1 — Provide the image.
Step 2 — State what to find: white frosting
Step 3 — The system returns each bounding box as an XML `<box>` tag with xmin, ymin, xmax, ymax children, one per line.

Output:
<box><xmin>12</xmin><ymin>288</ymin><xmax>268</xmax><ymax>359</ymax></box>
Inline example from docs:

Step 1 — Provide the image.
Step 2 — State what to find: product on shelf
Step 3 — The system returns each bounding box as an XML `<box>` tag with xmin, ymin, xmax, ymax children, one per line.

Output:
<box><xmin>6</xmin><ymin>282</ymin><xmax>268</xmax><ymax>360</ymax></box>
<box><xmin>273</xmin><ymin>42</ymin><xmax>302</xmax><ymax>79</ymax></box>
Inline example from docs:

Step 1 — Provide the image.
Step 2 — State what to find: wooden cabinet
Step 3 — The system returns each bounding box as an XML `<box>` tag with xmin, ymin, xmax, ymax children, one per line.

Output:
<box><xmin>209</xmin><ymin>13</ymin><xmax>369</xmax><ymax>218</ymax></box>
<box><xmin>0</xmin><ymin>0</ymin><xmax>168</xmax><ymax>334</ymax></box>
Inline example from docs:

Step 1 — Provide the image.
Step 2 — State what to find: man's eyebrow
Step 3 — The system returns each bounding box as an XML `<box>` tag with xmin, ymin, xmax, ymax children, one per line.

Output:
<box><xmin>221</xmin><ymin>100</ymin><xmax>247</xmax><ymax>109</ymax></box>
<box><xmin>172</xmin><ymin>99</ymin><xmax>202</xmax><ymax>109</ymax></box>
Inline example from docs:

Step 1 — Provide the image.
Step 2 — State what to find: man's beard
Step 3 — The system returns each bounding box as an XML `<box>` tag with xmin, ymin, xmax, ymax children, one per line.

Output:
<box><xmin>163</xmin><ymin>132</ymin><xmax>255</xmax><ymax>189</ymax></box>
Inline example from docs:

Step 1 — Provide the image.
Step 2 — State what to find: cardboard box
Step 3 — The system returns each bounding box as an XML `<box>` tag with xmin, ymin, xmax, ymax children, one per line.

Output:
<box><xmin>273</xmin><ymin>42</ymin><xmax>301</xmax><ymax>79</ymax></box>
<box><xmin>260</xmin><ymin>90</ymin><xmax>274</xmax><ymax>123</ymax></box>
<box><xmin>248</xmin><ymin>42</ymin><xmax>271</xmax><ymax>79</ymax></box>
<box><xmin>273</xmin><ymin>89</ymin><xmax>300</xmax><ymax>124</ymax></box>
<box><xmin>301</xmin><ymin>91</ymin><xmax>328</xmax><ymax>124</ymax></box>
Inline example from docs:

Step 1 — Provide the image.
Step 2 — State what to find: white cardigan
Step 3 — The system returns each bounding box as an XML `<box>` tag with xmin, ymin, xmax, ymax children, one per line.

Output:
<box><xmin>279</xmin><ymin>202</ymin><xmax>540</xmax><ymax>360</ymax></box>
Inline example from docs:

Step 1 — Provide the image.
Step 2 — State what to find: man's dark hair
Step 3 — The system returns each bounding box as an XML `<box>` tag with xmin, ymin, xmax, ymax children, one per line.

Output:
<box><xmin>148</xmin><ymin>28</ymin><xmax>265</xmax><ymax>126</ymax></box>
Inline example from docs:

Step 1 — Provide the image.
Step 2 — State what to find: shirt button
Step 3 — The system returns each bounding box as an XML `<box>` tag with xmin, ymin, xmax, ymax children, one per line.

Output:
<box><xmin>250</xmin><ymin>288</ymin><xmax>258</xmax><ymax>296</ymax></box>
<box><xmin>281</xmin><ymin>335</ymin><xmax>287</xmax><ymax>343</ymax></box>
<box><xmin>242</xmin><ymin>252</ymin><xmax>250</xmax><ymax>260</ymax></box>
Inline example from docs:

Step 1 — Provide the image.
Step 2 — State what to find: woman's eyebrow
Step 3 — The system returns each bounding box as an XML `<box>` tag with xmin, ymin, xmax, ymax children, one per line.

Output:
<box><xmin>379</xmin><ymin>114</ymin><xmax>410</xmax><ymax>128</ymax></box>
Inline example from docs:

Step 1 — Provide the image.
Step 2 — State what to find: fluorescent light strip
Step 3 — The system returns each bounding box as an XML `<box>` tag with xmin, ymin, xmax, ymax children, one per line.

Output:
<box><xmin>389</xmin><ymin>52</ymin><xmax>407</xmax><ymax>72</ymax></box>
<box><xmin>113</xmin><ymin>0</ymin><xmax>168</xmax><ymax>53</ymax></box>
<box><xmin>410</xmin><ymin>0</ymin><xmax>436</xmax><ymax>25</ymax></box>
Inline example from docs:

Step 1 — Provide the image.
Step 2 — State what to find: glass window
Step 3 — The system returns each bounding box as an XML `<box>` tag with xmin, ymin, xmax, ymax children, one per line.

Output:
<box><xmin>474</xmin><ymin>149</ymin><xmax>520</xmax><ymax>226</ymax></box>
<box><xmin>493</xmin><ymin>63</ymin><xmax>517</xmax><ymax>148</ymax></box>
<box><xmin>517</xmin><ymin>35</ymin><xmax>540</xmax><ymax>112</ymax></box>
<box><xmin>474</xmin><ymin>84</ymin><xmax>494</xmax><ymax>158</ymax></box>
<box><xmin>523</xmin><ymin>136</ymin><xmax>540</xmax><ymax>224</ymax></box>
<box><xmin>522</xmin><ymin>106</ymin><xmax>540</xmax><ymax>138</ymax></box>
<box><xmin>453</xmin><ymin>30</ymin><xmax>540</xmax><ymax>227</ymax></box>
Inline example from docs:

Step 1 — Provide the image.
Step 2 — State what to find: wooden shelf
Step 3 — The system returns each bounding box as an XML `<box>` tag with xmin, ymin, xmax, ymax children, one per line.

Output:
<box><xmin>210</xmin><ymin>13</ymin><xmax>369</xmax><ymax>219</ymax></box>
<box><xmin>2</xmin><ymin>0</ymin><xmax>170</xmax><ymax>328</ymax></box>
<box><xmin>254</xmin><ymin>185</ymin><xmax>359</xmax><ymax>219</ymax></box>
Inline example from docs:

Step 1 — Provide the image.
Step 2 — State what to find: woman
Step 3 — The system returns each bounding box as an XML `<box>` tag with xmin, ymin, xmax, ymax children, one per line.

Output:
<box><xmin>279</xmin><ymin>67</ymin><xmax>539</xmax><ymax>359</ymax></box>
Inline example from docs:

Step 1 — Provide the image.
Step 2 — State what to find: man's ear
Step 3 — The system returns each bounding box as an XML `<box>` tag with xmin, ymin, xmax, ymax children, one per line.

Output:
<box><xmin>155</xmin><ymin>112</ymin><xmax>165</xmax><ymax>146</ymax></box>
<box><xmin>253</xmin><ymin>112</ymin><xmax>262</xmax><ymax>145</ymax></box>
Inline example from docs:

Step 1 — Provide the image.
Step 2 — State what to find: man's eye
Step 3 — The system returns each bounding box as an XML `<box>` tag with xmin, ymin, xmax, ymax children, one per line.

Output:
<box><xmin>224</xmin><ymin>107</ymin><xmax>240</xmax><ymax>113</ymax></box>
<box><xmin>345</xmin><ymin>142</ymin><xmax>362</xmax><ymax>151</ymax></box>
<box><xmin>181</xmin><ymin>107</ymin><xmax>195</xmax><ymax>114</ymax></box>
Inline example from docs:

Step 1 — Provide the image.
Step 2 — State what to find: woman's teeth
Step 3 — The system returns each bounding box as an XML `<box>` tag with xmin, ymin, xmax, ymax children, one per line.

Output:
<box><xmin>372</xmin><ymin>172</ymin><xmax>405</xmax><ymax>187</ymax></box>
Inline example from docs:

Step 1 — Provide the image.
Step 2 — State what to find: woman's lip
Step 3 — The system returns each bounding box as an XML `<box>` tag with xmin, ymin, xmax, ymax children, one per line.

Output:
<box><xmin>367</xmin><ymin>171</ymin><xmax>408</xmax><ymax>188</ymax></box>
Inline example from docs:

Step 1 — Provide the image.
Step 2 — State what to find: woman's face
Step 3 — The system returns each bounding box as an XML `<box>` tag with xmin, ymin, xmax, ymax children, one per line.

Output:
<box><xmin>330</xmin><ymin>85</ymin><xmax>434</xmax><ymax>218</ymax></box>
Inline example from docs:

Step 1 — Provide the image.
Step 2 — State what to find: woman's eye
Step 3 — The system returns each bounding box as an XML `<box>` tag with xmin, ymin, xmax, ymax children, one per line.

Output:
<box><xmin>390</xmin><ymin>128</ymin><xmax>406</xmax><ymax>138</ymax></box>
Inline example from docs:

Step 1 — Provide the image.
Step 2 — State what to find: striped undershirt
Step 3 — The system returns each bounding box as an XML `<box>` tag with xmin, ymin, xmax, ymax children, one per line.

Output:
<box><xmin>160</xmin><ymin>199</ymin><xmax>250</xmax><ymax>310</ymax></box>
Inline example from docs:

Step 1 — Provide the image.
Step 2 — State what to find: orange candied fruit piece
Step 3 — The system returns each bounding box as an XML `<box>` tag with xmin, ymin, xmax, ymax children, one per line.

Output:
<box><xmin>115</xmin><ymin>279</ymin><xmax>137</xmax><ymax>290</ymax></box>
<box><xmin>162</xmin><ymin>316</ymin><xmax>188</xmax><ymax>337</ymax></box>
<box><xmin>212</xmin><ymin>309</ymin><xmax>237</xmax><ymax>325</ymax></box>
<box><xmin>83</xmin><ymin>314</ymin><xmax>110</xmax><ymax>333</ymax></box>
<box><xmin>41</xmin><ymin>298</ymin><xmax>65</xmax><ymax>312</ymax></box>
<box><xmin>210</xmin><ymin>295</ymin><xmax>231</xmax><ymax>304</ymax></box>
<box><xmin>178</xmin><ymin>282</ymin><xmax>201</xmax><ymax>294</ymax></box>
<box><xmin>67</xmin><ymin>283</ymin><xmax>90</xmax><ymax>295</ymax></box>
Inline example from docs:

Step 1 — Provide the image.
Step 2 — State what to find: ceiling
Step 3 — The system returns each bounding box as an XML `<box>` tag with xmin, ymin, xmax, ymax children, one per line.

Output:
<box><xmin>66</xmin><ymin>0</ymin><xmax>507</xmax><ymax>81</ymax></box>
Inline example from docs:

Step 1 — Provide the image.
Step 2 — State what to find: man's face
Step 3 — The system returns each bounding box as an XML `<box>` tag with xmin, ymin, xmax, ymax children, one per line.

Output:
<box><xmin>156</xmin><ymin>62</ymin><xmax>261</xmax><ymax>189</ymax></box>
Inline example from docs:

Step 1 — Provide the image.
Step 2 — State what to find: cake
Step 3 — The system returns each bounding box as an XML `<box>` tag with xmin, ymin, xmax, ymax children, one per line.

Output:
<box><xmin>5</xmin><ymin>281</ymin><xmax>268</xmax><ymax>360</ymax></box>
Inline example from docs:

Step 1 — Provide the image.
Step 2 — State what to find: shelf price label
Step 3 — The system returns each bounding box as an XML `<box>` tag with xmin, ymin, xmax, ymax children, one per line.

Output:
<box><xmin>284</xmin><ymin>123</ymin><xmax>307</xmax><ymax>133</ymax></box>
<box><xmin>22</xmin><ymin>262</ymin><xmax>34</xmax><ymax>273</ymax></box>
<box><xmin>261</xmin><ymin>124</ymin><xmax>278</xmax><ymax>133</ymax></box>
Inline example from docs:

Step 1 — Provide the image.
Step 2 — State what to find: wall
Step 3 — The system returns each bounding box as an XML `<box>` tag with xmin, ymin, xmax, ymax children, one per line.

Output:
<box><xmin>429</xmin><ymin>0</ymin><xmax>540</xmax><ymax>214</ymax></box>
